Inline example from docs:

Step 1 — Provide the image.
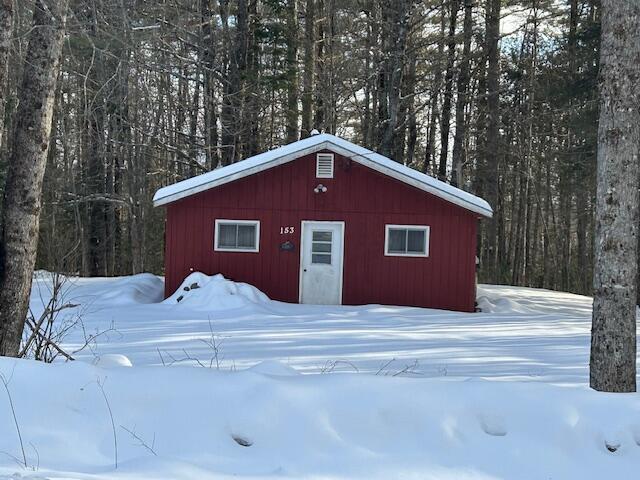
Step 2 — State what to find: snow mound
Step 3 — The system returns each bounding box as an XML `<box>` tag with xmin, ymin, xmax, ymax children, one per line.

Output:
<box><xmin>163</xmin><ymin>272</ymin><xmax>269</xmax><ymax>310</ymax></box>
<box><xmin>477</xmin><ymin>295</ymin><xmax>535</xmax><ymax>314</ymax></box>
<box><xmin>93</xmin><ymin>273</ymin><xmax>164</xmax><ymax>305</ymax></box>
<box><xmin>92</xmin><ymin>354</ymin><xmax>133</xmax><ymax>368</ymax></box>
<box><xmin>248</xmin><ymin>360</ymin><xmax>300</xmax><ymax>377</ymax></box>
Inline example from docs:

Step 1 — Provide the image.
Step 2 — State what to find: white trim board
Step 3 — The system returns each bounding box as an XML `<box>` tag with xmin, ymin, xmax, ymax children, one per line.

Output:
<box><xmin>153</xmin><ymin>134</ymin><xmax>493</xmax><ymax>218</ymax></box>
<box><xmin>214</xmin><ymin>219</ymin><xmax>260</xmax><ymax>253</ymax></box>
<box><xmin>384</xmin><ymin>224</ymin><xmax>430</xmax><ymax>258</ymax></box>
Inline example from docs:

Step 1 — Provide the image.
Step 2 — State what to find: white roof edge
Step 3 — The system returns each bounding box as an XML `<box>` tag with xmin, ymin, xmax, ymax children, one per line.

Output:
<box><xmin>153</xmin><ymin>134</ymin><xmax>493</xmax><ymax>218</ymax></box>
<box><xmin>153</xmin><ymin>139</ymin><xmax>330</xmax><ymax>207</ymax></box>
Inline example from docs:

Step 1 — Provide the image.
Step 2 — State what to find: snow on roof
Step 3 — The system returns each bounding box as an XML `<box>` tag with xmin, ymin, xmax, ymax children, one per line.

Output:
<box><xmin>153</xmin><ymin>134</ymin><xmax>493</xmax><ymax>217</ymax></box>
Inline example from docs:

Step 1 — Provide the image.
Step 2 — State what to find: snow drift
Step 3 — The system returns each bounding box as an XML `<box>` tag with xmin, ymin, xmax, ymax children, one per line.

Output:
<box><xmin>1</xmin><ymin>357</ymin><xmax>639</xmax><ymax>480</ymax></box>
<box><xmin>93</xmin><ymin>273</ymin><xmax>164</xmax><ymax>305</ymax></box>
<box><xmin>9</xmin><ymin>272</ymin><xmax>640</xmax><ymax>479</ymax></box>
<box><xmin>163</xmin><ymin>272</ymin><xmax>269</xmax><ymax>310</ymax></box>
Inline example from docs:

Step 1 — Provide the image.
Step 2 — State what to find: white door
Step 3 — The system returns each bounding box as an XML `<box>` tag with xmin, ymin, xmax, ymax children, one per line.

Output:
<box><xmin>299</xmin><ymin>221</ymin><xmax>344</xmax><ymax>305</ymax></box>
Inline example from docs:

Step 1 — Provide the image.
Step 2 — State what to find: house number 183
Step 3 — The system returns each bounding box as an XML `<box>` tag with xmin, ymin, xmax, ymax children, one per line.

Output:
<box><xmin>280</xmin><ymin>226</ymin><xmax>295</xmax><ymax>234</ymax></box>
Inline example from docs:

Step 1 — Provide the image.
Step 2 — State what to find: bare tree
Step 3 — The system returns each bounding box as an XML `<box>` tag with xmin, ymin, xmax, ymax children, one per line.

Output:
<box><xmin>451</xmin><ymin>0</ymin><xmax>472</xmax><ymax>187</ymax></box>
<box><xmin>300</xmin><ymin>0</ymin><xmax>315</xmax><ymax>138</ymax></box>
<box><xmin>481</xmin><ymin>0</ymin><xmax>501</xmax><ymax>283</ymax></box>
<box><xmin>0</xmin><ymin>0</ymin><xmax>13</xmax><ymax>150</ymax></box>
<box><xmin>378</xmin><ymin>0</ymin><xmax>415</xmax><ymax>159</ymax></box>
<box><xmin>285</xmin><ymin>0</ymin><xmax>299</xmax><ymax>143</ymax></box>
<box><xmin>437</xmin><ymin>0</ymin><xmax>459</xmax><ymax>180</ymax></box>
<box><xmin>0</xmin><ymin>0</ymin><xmax>70</xmax><ymax>356</ymax></box>
<box><xmin>424</xmin><ymin>2</ymin><xmax>447</xmax><ymax>173</ymax></box>
<box><xmin>590</xmin><ymin>0</ymin><xmax>640</xmax><ymax>393</ymax></box>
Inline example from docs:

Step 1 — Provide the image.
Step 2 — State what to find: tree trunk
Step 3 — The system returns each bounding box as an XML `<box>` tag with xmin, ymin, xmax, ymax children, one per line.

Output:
<box><xmin>220</xmin><ymin>0</ymin><xmax>248</xmax><ymax>165</ymax></box>
<box><xmin>590</xmin><ymin>0</ymin><xmax>640</xmax><ymax>393</ymax></box>
<box><xmin>201</xmin><ymin>0</ymin><xmax>219</xmax><ymax>168</ymax></box>
<box><xmin>0</xmin><ymin>0</ymin><xmax>13</xmax><ymax>150</ymax></box>
<box><xmin>437</xmin><ymin>0</ymin><xmax>459</xmax><ymax>181</ymax></box>
<box><xmin>300</xmin><ymin>0</ymin><xmax>315</xmax><ymax>138</ymax></box>
<box><xmin>313</xmin><ymin>0</ymin><xmax>327</xmax><ymax>132</ymax></box>
<box><xmin>241</xmin><ymin>0</ymin><xmax>260</xmax><ymax>157</ymax></box>
<box><xmin>379</xmin><ymin>0</ymin><xmax>413</xmax><ymax>159</ymax></box>
<box><xmin>405</xmin><ymin>48</ymin><xmax>418</xmax><ymax>166</ymax></box>
<box><xmin>424</xmin><ymin>2</ymin><xmax>446</xmax><ymax>174</ymax></box>
<box><xmin>285</xmin><ymin>0</ymin><xmax>299</xmax><ymax>143</ymax></box>
<box><xmin>84</xmin><ymin>8</ymin><xmax>108</xmax><ymax>277</ymax></box>
<box><xmin>451</xmin><ymin>0</ymin><xmax>472</xmax><ymax>187</ymax></box>
<box><xmin>482</xmin><ymin>0</ymin><xmax>501</xmax><ymax>282</ymax></box>
<box><xmin>0</xmin><ymin>0</ymin><xmax>69</xmax><ymax>356</ymax></box>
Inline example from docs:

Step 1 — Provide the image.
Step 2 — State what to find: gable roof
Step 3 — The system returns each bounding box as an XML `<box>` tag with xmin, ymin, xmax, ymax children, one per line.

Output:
<box><xmin>152</xmin><ymin>133</ymin><xmax>493</xmax><ymax>217</ymax></box>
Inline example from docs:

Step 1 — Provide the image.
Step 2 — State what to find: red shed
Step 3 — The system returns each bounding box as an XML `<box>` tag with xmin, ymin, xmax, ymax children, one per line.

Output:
<box><xmin>153</xmin><ymin>134</ymin><xmax>492</xmax><ymax>312</ymax></box>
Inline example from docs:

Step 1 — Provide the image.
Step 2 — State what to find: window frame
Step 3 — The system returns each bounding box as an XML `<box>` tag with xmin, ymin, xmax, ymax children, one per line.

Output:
<box><xmin>316</xmin><ymin>153</ymin><xmax>335</xmax><ymax>179</ymax></box>
<box><xmin>214</xmin><ymin>219</ymin><xmax>260</xmax><ymax>253</ymax></box>
<box><xmin>384</xmin><ymin>224</ymin><xmax>430</xmax><ymax>258</ymax></box>
<box><xmin>310</xmin><ymin>230</ymin><xmax>333</xmax><ymax>265</ymax></box>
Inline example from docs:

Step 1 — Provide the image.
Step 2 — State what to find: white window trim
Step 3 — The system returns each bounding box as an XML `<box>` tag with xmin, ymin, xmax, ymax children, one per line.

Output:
<box><xmin>316</xmin><ymin>153</ymin><xmax>334</xmax><ymax>178</ymax></box>
<box><xmin>384</xmin><ymin>224</ymin><xmax>430</xmax><ymax>258</ymax></box>
<box><xmin>214</xmin><ymin>219</ymin><xmax>260</xmax><ymax>253</ymax></box>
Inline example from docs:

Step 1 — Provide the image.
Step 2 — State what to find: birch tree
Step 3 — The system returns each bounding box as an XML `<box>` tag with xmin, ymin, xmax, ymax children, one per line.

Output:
<box><xmin>0</xmin><ymin>0</ymin><xmax>70</xmax><ymax>356</ymax></box>
<box><xmin>589</xmin><ymin>0</ymin><xmax>640</xmax><ymax>392</ymax></box>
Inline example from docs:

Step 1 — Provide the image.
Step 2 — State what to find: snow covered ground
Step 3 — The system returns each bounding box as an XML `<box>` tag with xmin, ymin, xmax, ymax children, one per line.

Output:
<box><xmin>23</xmin><ymin>271</ymin><xmax>619</xmax><ymax>384</ymax></box>
<box><xmin>0</xmin><ymin>272</ymin><xmax>639</xmax><ymax>479</ymax></box>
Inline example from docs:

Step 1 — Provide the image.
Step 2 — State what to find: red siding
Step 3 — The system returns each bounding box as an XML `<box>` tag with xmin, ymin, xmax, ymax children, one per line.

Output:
<box><xmin>163</xmin><ymin>150</ymin><xmax>479</xmax><ymax>312</ymax></box>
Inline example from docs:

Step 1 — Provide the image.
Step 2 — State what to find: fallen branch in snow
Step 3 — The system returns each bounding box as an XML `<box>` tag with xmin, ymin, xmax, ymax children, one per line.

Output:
<box><xmin>376</xmin><ymin>358</ymin><xmax>396</xmax><ymax>375</ymax></box>
<box><xmin>0</xmin><ymin>371</ymin><xmax>27</xmax><ymax>468</ymax></box>
<box><xmin>157</xmin><ymin>348</ymin><xmax>206</xmax><ymax>368</ymax></box>
<box><xmin>120</xmin><ymin>425</ymin><xmax>157</xmax><ymax>456</ymax></box>
<box><xmin>375</xmin><ymin>358</ymin><xmax>422</xmax><ymax>377</ymax></box>
<box><xmin>181</xmin><ymin>349</ymin><xmax>207</xmax><ymax>368</ymax></box>
<box><xmin>392</xmin><ymin>359</ymin><xmax>421</xmax><ymax>377</ymax></box>
<box><xmin>158</xmin><ymin>320</ymin><xmax>227</xmax><ymax>369</ymax></box>
<box><xmin>320</xmin><ymin>359</ymin><xmax>360</xmax><ymax>374</ymax></box>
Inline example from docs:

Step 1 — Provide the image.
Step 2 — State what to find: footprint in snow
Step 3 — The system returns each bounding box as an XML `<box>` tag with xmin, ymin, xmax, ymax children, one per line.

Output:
<box><xmin>605</xmin><ymin>441</ymin><xmax>620</xmax><ymax>453</ymax></box>
<box><xmin>232</xmin><ymin>434</ymin><xmax>253</xmax><ymax>447</ymax></box>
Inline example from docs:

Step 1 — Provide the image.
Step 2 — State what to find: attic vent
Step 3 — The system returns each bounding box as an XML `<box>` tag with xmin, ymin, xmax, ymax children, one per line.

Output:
<box><xmin>316</xmin><ymin>153</ymin><xmax>334</xmax><ymax>179</ymax></box>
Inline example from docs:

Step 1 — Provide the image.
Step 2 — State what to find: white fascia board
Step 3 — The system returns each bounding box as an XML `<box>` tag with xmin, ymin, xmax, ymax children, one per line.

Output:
<box><xmin>153</xmin><ymin>139</ymin><xmax>331</xmax><ymax>206</ymax></box>
<box><xmin>322</xmin><ymin>140</ymin><xmax>493</xmax><ymax>218</ymax></box>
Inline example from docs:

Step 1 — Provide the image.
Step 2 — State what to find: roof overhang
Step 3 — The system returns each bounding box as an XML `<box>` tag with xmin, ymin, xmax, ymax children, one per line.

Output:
<box><xmin>153</xmin><ymin>134</ymin><xmax>493</xmax><ymax>218</ymax></box>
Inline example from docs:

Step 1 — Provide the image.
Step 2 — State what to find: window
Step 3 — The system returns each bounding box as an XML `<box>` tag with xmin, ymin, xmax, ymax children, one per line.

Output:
<box><xmin>214</xmin><ymin>220</ymin><xmax>260</xmax><ymax>252</ymax></box>
<box><xmin>316</xmin><ymin>153</ymin><xmax>334</xmax><ymax>178</ymax></box>
<box><xmin>384</xmin><ymin>225</ymin><xmax>429</xmax><ymax>257</ymax></box>
<box><xmin>311</xmin><ymin>230</ymin><xmax>332</xmax><ymax>264</ymax></box>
